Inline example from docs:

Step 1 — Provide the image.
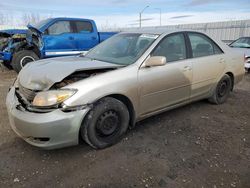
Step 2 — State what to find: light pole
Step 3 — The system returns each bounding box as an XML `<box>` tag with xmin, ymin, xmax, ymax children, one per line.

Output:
<box><xmin>155</xmin><ymin>8</ymin><xmax>162</xmax><ymax>26</ymax></box>
<box><xmin>139</xmin><ymin>5</ymin><xmax>149</xmax><ymax>28</ymax></box>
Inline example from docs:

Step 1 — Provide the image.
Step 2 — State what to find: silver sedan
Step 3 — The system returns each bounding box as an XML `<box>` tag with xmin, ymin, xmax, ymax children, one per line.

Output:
<box><xmin>6</xmin><ymin>30</ymin><xmax>245</xmax><ymax>149</ymax></box>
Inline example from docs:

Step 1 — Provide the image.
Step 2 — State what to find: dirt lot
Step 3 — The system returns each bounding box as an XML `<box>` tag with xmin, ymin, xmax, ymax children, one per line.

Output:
<box><xmin>0</xmin><ymin>70</ymin><xmax>249</xmax><ymax>188</ymax></box>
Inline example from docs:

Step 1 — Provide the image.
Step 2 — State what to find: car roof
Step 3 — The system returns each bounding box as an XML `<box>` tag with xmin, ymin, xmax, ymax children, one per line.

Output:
<box><xmin>52</xmin><ymin>17</ymin><xmax>94</xmax><ymax>22</ymax></box>
<box><xmin>121</xmin><ymin>28</ymin><xmax>198</xmax><ymax>35</ymax></box>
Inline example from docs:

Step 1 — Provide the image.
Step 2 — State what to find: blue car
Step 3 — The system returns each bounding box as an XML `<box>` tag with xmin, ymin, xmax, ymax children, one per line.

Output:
<box><xmin>0</xmin><ymin>17</ymin><xmax>117</xmax><ymax>72</ymax></box>
<box><xmin>0</xmin><ymin>29</ymin><xmax>27</xmax><ymax>35</ymax></box>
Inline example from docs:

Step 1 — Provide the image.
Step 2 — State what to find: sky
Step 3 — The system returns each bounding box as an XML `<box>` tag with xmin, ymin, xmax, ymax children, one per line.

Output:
<box><xmin>0</xmin><ymin>0</ymin><xmax>250</xmax><ymax>29</ymax></box>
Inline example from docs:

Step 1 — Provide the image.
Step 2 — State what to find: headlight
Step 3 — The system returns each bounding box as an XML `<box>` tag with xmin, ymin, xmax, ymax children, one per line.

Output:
<box><xmin>32</xmin><ymin>89</ymin><xmax>76</xmax><ymax>107</ymax></box>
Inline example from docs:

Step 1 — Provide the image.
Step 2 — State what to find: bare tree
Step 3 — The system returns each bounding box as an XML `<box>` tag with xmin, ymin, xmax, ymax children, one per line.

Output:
<box><xmin>21</xmin><ymin>13</ymin><xmax>53</xmax><ymax>26</ymax></box>
<box><xmin>0</xmin><ymin>11</ymin><xmax>13</xmax><ymax>26</ymax></box>
<box><xmin>22</xmin><ymin>13</ymin><xmax>41</xmax><ymax>25</ymax></box>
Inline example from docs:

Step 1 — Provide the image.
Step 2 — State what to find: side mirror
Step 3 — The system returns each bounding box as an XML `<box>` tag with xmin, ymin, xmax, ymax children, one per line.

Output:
<box><xmin>144</xmin><ymin>56</ymin><xmax>167</xmax><ymax>67</ymax></box>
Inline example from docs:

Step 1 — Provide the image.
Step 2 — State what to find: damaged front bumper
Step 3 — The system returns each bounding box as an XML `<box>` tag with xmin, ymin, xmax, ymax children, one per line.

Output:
<box><xmin>6</xmin><ymin>87</ymin><xmax>90</xmax><ymax>149</ymax></box>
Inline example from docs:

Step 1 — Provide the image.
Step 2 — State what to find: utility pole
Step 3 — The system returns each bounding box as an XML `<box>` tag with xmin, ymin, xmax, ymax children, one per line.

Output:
<box><xmin>139</xmin><ymin>5</ymin><xmax>149</xmax><ymax>28</ymax></box>
<box><xmin>155</xmin><ymin>8</ymin><xmax>162</xmax><ymax>26</ymax></box>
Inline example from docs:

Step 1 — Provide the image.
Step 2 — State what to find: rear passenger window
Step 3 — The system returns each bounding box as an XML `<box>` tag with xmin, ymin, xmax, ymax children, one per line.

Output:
<box><xmin>48</xmin><ymin>21</ymin><xmax>72</xmax><ymax>35</ymax></box>
<box><xmin>152</xmin><ymin>33</ymin><xmax>187</xmax><ymax>62</ymax></box>
<box><xmin>75</xmin><ymin>21</ymin><xmax>93</xmax><ymax>33</ymax></box>
<box><xmin>188</xmin><ymin>33</ymin><xmax>223</xmax><ymax>58</ymax></box>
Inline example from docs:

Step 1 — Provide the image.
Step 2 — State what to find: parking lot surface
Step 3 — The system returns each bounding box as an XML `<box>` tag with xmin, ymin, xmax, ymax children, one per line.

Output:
<box><xmin>0</xmin><ymin>70</ymin><xmax>249</xmax><ymax>188</ymax></box>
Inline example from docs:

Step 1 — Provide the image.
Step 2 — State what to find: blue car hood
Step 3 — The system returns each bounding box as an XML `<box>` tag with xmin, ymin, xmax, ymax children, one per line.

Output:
<box><xmin>27</xmin><ymin>24</ymin><xmax>43</xmax><ymax>35</ymax></box>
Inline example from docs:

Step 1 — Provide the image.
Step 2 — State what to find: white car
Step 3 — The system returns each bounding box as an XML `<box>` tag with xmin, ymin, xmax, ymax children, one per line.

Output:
<box><xmin>229</xmin><ymin>37</ymin><xmax>250</xmax><ymax>72</ymax></box>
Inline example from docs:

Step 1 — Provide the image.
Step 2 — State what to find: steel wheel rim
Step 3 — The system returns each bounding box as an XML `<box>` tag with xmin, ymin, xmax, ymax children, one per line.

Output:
<box><xmin>20</xmin><ymin>56</ymin><xmax>35</xmax><ymax>68</ymax></box>
<box><xmin>96</xmin><ymin>110</ymin><xmax>120</xmax><ymax>138</ymax></box>
<box><xmin>218</xmin><ymin>81</ymin><xmax>228</xmax><ymax>97</ymax></box>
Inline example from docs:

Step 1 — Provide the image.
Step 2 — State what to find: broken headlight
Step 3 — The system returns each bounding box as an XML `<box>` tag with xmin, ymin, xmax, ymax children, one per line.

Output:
<box><xmin>32</xmin><ymin>89</ymin><xmax>77</xmax><ymax>107</ymax></box>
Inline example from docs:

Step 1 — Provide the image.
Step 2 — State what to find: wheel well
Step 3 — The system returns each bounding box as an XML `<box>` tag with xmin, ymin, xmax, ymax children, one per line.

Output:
<box><xmin>225</xmin><ymin>72</ymin><xmax>234</xmax><ymax>91</ymax></box>
<box><xmin>105</xmin><ymin>94</ymin><xmax>136</xmax><ymax>127</ymax></box>
<box><xmin>26</xmin><ymin>46</ymin><xmax>41</xmax><ymax>58</ymax></box>
<box><xmin>78</xmin><ymin>94</ymin><xmax>136</xmax><ymax>144</ymax></box>
<box><xmin>13</xmin><ymin>45</ymin><xmax>41</xmax><ymax>58</ymax></box>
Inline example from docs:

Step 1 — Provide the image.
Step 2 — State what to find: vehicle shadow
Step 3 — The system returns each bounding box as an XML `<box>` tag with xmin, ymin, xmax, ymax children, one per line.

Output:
<box><xmin>25</xmin><ymin>99</ymin><xmax>210</xmax><ymax>156</ymax></box>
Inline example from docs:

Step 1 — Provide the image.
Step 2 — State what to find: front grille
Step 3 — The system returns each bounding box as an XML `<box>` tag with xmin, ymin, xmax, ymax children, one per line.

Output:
<box><xmin>18</xmin><ymin>85</ymin><xmax>37</xmax><ymax>101</ymax></box>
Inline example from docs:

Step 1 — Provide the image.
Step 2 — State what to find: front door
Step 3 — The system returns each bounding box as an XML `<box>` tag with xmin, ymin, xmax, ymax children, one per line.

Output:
<box><xmin>43</xmin><ymin>20</ymin><xmax>78</xmax><ymax>57</ymax></box>
<box><xmin>138</xmin><ymin>33</ymin><xmax>193</xmax><ymax>115</ymax></box>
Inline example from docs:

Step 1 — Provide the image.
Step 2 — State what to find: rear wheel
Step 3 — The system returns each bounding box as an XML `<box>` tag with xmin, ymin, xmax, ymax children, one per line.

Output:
<box><xmin>81</xmin><ymin>97</ymin><xmax>129</xmax><ymax>149</ymax></box>
<box><xmin>11</xmin><ymin>50</ymin><xmax>39</xmax><ymax>73</ymax></box>
<box><xmin>208</xmin><ymin>74</ymin><xmax>232</xmax><ymax>104</ymax></box>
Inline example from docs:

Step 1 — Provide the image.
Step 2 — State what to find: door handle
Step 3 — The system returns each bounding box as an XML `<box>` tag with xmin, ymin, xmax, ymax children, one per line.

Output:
<box><xmin>219</xmin><ymin>58</ymin><xmax>225</xmax><ymax>63</ymax></box>
<box><xmin>69</xmin><ymin>36</ymin><xmax>74</xmax><ymax>40</ymax></box>
<box><xmin>183</xmin><ymin>66</ymin><xmax>192</xmax><ymax>71</ymax></box>
<box><xmin>92</xmin><ymin>36</ymin><xmax>97</xmax><ymax>40</ymax></box>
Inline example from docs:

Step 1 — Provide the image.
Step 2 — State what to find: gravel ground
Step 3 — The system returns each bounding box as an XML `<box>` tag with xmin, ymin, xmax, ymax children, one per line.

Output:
<box><xmin>0</xmin><ymin>70</ymin><xmax>249</xmax><ymax>188</ymax></box>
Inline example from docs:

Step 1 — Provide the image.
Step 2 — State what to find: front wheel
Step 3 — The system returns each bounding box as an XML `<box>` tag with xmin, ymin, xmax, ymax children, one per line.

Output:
<box><xmin>11</xmin><ymin>50</ymin><xmax>39</xmax><ymax>73</ymax></box>
<box><xmin>81</xmin><ymin>97</ymin><xmax>129</xmax><ymax>149</ymax></box>
<box><xmin>208</xmin><ymin>74</ymin><xmax>232</xmax><ymax>104</ymax></box>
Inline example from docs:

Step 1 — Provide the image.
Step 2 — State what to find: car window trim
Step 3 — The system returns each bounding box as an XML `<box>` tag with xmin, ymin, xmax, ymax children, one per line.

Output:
<box><xmin>72</xmin><ymin>20</ymin><xmax>94</xmax><ymax>34</ymax></box>
<box><xmin>186</xmin><ymin>31</ymin><xmax>224</xmax><ymax>59</ymax></box>
<box><xmin>150</xmin><ymin>31</ymin><xmax>189</xmax><ymax>63</ymax></box>
<box><xmin>47</xmin><ymin>20</ymin><xmax>73</xmax><ymax>35</ymax></box>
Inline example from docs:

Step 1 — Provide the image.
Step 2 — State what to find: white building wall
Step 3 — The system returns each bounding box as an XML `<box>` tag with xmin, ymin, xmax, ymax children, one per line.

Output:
<box><xmin>120</xmin><ymin>19</ymin><xmax>250</xmax><ymax>43</ymax></box>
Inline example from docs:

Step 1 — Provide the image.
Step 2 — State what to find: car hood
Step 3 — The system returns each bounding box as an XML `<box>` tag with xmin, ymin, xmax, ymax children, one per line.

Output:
<box><xmin>18</xmin><ymin>56</ymin><xmax>122</xmax><ymax>91</ymax></box>
<box><xmin>27</xmin><ymin>24</ymin><xmax>42</xmax><ymax>34</ymax></box>
<box><xmin>231</xmin><ymin>47</ymin><xmax>250</xmax><ymax>56</ymax></box>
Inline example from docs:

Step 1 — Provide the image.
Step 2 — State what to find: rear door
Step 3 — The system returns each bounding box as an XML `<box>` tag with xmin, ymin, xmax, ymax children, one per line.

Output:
<box><xmin>138</xmin><ymin>33</ymin><xmax>193</xmax><ymax>115</ymax></box>
<box><xmin>187</xmin><ymin>32</ymin><xmax>225</xmax><ymax>99</ymax></box>
<box><xmin>43</xmin><ymin>20</ymin><xmax>78</xmax><ymax>57</ymax></box>
<box><xmin>72</xmin><ymin>20</ymin><xmax>99</xmax><ymax>51</ymax></box>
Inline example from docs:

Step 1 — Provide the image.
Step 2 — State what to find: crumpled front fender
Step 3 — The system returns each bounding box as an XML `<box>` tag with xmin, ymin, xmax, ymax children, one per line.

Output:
<box><xmin>0</xmin><ymin>51</ymin><xmax>12</xmax><ymax>61</ymax></box>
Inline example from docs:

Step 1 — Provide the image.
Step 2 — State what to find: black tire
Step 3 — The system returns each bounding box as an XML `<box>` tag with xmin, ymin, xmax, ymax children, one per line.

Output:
<box><xmin>11</xmin><ymin>50</ymin><xmax>39</xmax><ymax>73</ymax></box>
<box><xmin>2</xmin><ymin>61</ymin><xmax>13</xmax><ymax>70</ymax></box>
<box><xmin>81</xmin><ymin>97</ymin><xmax>129</xmax><ymax>149</ymax></box>
<box><xmin>208</xmin><ymin>74</ymin><xmax>232</xmax><ymax>104</ymax></box>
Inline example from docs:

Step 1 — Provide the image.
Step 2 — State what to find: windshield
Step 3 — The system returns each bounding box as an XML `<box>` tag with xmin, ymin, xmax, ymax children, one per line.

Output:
<box><xmin>30</xmin><ymin>18</ymin><xmax>53</xmax><ymax>30</ymax></box>
<box><xmin>85</xmin><ymin>33</ymin><xmax>159</xmax><ymax>65</ymax></box>
<box><xmin>230</xmin><ymin>37</ymin><xmax>250</xmax><ymax>48</ymax></box>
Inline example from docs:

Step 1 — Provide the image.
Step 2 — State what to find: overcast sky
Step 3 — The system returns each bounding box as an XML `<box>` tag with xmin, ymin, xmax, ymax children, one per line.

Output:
<box><xmin>0</xmin><ymin>0</ymin><xmax>250</xmax><ymax>28</ymax></box>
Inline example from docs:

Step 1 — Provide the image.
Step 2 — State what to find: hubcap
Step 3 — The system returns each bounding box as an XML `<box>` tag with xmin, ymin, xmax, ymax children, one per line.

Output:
<box><xmin>96</xmin><ymin>110</ymin><xmax>119</xmax><ymax>137</ymax></box>
<box><xmin>20</xmin><ymin>56</ymin><xmax>35</xmax><ymax>68</ymax></box>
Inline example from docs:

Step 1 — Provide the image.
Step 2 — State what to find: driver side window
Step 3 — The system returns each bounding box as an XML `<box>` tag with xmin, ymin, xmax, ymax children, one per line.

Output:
<box><xmin>47</xmin><ymin>21</ymin><xmax>72</xmax><ymax>35</ymax></box>
<box><xmin>152</xmin><ymin>33</ymin><xmax>187</xmax><ymax>62</ymax></box>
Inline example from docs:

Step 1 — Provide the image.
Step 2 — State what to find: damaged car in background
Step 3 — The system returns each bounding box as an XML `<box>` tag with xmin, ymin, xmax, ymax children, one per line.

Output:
<box><xmin>0</xmin><ymin>17</ymin><xmax>116</xmax><ymax>72</ymax></box>
<box><xmin>6</xmin><ymin>30</ymin><xmax>245</xmax><ymax>149</ymax></box>
<box><xmin>229</xmin><ymin>37</ymin><xmax>250</xmax><ymax>72</ymax></box>
<box><xmin>0</xmin><ymin>29</ymin><xmax>27</xmax><ymax>68</ymax></box>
